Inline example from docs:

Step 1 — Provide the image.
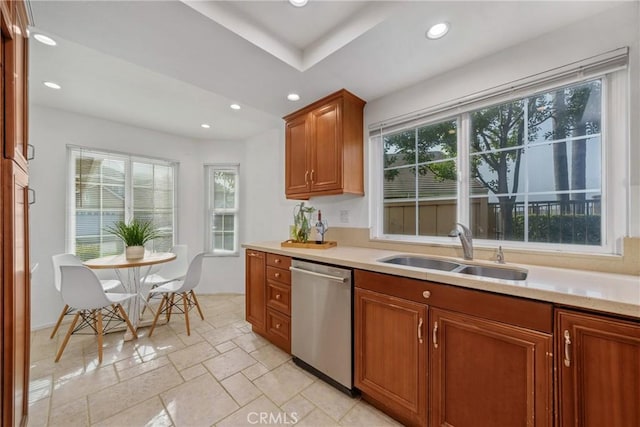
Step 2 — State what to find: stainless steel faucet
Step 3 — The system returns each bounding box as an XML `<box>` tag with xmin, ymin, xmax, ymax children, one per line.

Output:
<box><xmin>449</xmin><ymin>222</ymin><xmax>473</xmax><ymax>260</ymax></box>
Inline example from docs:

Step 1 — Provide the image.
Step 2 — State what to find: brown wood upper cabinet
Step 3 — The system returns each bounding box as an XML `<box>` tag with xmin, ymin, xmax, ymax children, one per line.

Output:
<box><xmin>284</xmin><ymin>89</ymin><xmax>365</xmax><ymax>199</ymax></box>
<box><xmin>556</xmin><ymin>310</ymin><xmax>640</xmax><ymax>427</ymax></box>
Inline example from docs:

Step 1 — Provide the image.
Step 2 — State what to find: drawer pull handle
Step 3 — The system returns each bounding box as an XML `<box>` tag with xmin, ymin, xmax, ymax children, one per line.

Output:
<box><xmin>275</xmin><ymin>323</ymin><xmax>281</xmax><ymax>329</ymax></box>
<box><xmin>275</xmin><ymin>272</ymin><xmax>281</xmax><ymax>278</ymax></box>
<box><xmin>275</xmin><ymin>258</ymin><xmax>281</xmax><ymax>264</ymax></box>
<box><xmin>248</xmin><ymin>252</ymin><xmax>257</xmax><ymax>257</ymax></box>
<box><xmin>563</xmin><ymin>330</ymin><xmax>572</xmax><ymax>367</ymax></box>
<box><xmin>433</xmin><ymin>321</ymin><xmax>438</xmax><ymax>349</ymax></box>
<box><xmin>422</xmin><ymin>290</ymin><xmax>431</xmax><ymax>299</ymax></box>
<box><xmin>417</xmin><ymin>317</ymin><xmax>423</xmax><ymax>344</ymax></box>
<box><xmin>275</xmin><ymin>294</ymin><xmax>281</xmax><ymax>300</ymax></box>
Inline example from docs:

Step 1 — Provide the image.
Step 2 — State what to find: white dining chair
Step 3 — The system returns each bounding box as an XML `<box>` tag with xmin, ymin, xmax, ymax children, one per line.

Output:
<box><xmin>55</xmin><ymin>265</ymin><xmax>138</xmax><ymax>363</ymax></box>
<box><xmin>142</xmin><ymin>244</ymin><xmax>188</xmax><ymax>289</ymax></box>
<box><xmin>50</xmin><ymin>253</ymin><xmax>124</xmax><ymax>339</ymax></box>
<box><xmin>148</xmin><ymin>253</ymin><xmax>205</xmax><ymax>337</ymax></box>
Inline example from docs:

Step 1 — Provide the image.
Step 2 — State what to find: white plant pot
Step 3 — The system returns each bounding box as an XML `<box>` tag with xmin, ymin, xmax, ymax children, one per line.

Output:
<box><xmin>125</xmin><ymin>245</ymin><xmax>144</xmax><ymax>260</ymax></box>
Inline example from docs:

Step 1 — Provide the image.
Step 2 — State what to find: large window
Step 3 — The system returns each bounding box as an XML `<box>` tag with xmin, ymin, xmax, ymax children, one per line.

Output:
<box><xmin>205</xmin><ymin>165</ymin><xmax>239</xmax><ymax>256</ymax></box>
<box><xmin>372</xmin><ymin>55</ymin><xmax>627</xmax><ymax>253</ymax></box>
<box><xmin>68</xmin><ymin>147</ymin><xmax>177</xmax><ymax>260</ymax></box>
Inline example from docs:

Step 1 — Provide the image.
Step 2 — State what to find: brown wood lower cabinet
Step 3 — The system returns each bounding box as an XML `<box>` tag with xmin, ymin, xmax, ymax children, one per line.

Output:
<box><xmin>245</xmin><ymin>250</ymin><xmax>266</xmax><ymax>334</ymax></box>
<box><xmin>354</xmin><ymin>288</ymin><xmax>427</xmax><ymax>427</ymax></box>
<box><xmin>430</xmin><ymin>308</ymin><xmax>553</xmax><ymax>427</ymax></box>
<box><xmin>245</xmin><ymin>251</ymin><xmax>292</xmax><ymax>353</ymax></box>
<box><xmin>556</xmin><ymin>310</ymin><xmax>640</xmax><ymax>427</ymax></box>
<box><xmin>354</xmin><ymin>269</ymin><xmax>553</xmax><ymax>427</ymax></box>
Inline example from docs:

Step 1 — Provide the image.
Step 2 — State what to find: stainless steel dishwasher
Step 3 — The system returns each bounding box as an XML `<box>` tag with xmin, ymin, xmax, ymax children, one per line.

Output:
<box><xmin>290</xmin><ymin>259</ymin><xmax>354</xmax><ymax>395</ymax></box>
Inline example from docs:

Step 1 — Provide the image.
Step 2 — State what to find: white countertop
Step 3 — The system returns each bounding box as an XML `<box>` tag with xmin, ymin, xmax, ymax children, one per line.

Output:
<box><xmin>243</xmin><ymin>241</ymin><xmax>640</xmax><ymax>319</ymax></box>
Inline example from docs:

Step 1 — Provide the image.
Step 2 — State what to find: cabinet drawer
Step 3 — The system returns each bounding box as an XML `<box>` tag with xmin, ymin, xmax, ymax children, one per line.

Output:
<box><xmin>266</xmin><ymin>281</ymin><xmax>291</xmax><ymax>315</ymax></box>
<box><xmin>266</xmin><ymin>308</ymin><xmax>291</xmax><ymax>353</ymax></box>
<box><xmin>267</xmin><ymin>253</ymin><xmax>291</xmax><ymax>270</ymax></box>
<box><xmin>355</xmin><ymin>269</ymin><xmax>552</xmax><ymax>333</ymax></box>
<box><xmin>266</xmin><ymin>266</ymin><xmax>291</xmax><ymax>285</ymax></box>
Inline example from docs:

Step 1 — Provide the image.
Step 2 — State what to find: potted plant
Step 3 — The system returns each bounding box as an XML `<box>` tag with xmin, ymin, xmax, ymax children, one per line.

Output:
<box><xmin>105</xmin><ymin>218</ymin><xmax>161</xmax><ymax>260</ymax></box>
<box><xmin>292</xmin><ymin>202</ymin><xmax>316</xmax><ymax>243</ymax></box>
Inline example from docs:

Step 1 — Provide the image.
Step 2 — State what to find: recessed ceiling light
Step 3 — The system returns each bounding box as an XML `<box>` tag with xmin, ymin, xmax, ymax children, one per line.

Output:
<box><xmin>34</xmin><ymin>33</ymin><xmax>57</xmax><ymax>46</ymax></box>
<box><xmin>289</xmin><ymin>0</ymin><xmax>308</xmax><ymax>7</ymax></box>
<box><xmin>287</xmin><ymin>93</ymin><xmax>300</xmax><ymax>101</ymax></box>
<box><xmin>43</xmin><ymin>81</ymin><xmax>61</xmax><ymax>90</ymax></box>
<box><xmin>230</xmin><ymin>104</ymin><xmax>241</xmax><ymax>110</ymax></box>
<box><xmin>426</xmin><ymin>22</ymin><xmax>450</xmax><ymax>40</ymax></box>
<box><xmin>201</xmin><ymin>123</ymin><xmax>211</xmax><ymax>129</ymax></box>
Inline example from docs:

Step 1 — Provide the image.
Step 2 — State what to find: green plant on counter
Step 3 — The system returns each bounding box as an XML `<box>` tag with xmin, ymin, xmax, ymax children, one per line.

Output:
<box><xmin>104</xmin><ymin>218</ymin><xmax>161</xmax><ymax>247</ymax></box>
<box><xmin>292</xmin><ymin>202</ymin><xmax>316</xmax><ymax>243</ymax></box>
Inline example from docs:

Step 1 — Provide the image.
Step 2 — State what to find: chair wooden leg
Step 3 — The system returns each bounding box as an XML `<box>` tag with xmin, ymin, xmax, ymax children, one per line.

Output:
<box><xmin>96</xmin><ymin>309</ymin><xmax>104</xmax><ymax>363</ymax></box>
<box><xmin>55</xmin><ymin>312</ymin><xmax>81</xmax><ymax>362</ymax></box>
<box><xmin>191</xmin><ymin>291</ymin><xmax>205</xmax><ymax>320</ymax></box>
<box><xmin>50</xmin><ymin>304</ymin><xmax>70</xmax><ymax>339</ymax></box>
<box><xmin>167</xmin><ymin>293</ymin><xmax>175</xmax><ymax>322</ymax></box>
<box><xmin>116</xmin><ymin>304</ymin><xmax>138</xmax><ymax>339</ymax></box>
<box><xmin>149</xmin><ymin>295</ymin><xmax>167</xmax><ymax>337</ymax></box>
<box><xmin>182</xmin><ymin>293</ymin><xmax>191</xmax><ymax>336</ymax></box>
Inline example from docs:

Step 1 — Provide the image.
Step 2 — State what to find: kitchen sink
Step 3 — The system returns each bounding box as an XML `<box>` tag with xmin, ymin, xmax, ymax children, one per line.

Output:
<box><xmin>456</xmin><ymin>265</ymin><xmax>528</xmax><ymax>281</ymax></box>
<box><xmin>379</xmin><ymin>256</ymin><xmax>462</xmax><ymax>272</ymax></box>
<box><xmin>379</xmin><ymin>255</ymin><xmax>528</xmax><ymax>281</ymax></box>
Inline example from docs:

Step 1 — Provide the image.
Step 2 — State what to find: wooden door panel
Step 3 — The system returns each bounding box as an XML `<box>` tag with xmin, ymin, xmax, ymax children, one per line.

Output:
<box><xmin>2</xmin><ymin>5</ymin><xmax>28</xmax><ymax>170</ymax></box>
<box><xmin>285</xmin><ymin>116</ymin><xmax>310</xmax><ymax>197</ymax></box>
<box><xmin>2</xmin><ymin>160</ymin><xmax>30</xmax><ymax>427</ymax></box>
<box><xmin>310</xmin><ymin>100</ymin><xmax>341</xmax><ymax>192</ymax></box>
<box><xmin>355</xmin><ymin>288</ymin><xmax>427</xmax><ymax>427</ymax></box>
<box><xmin>245</xmin><ymin>250</ymin><xmax>266</xmax><ymax>334</ymax></box>
<box><xmin>431</xmin><ymin>308</ymin><xmax>552</xmax><ymax>427</ymax></box>
<box><xmin>557</xmin><ymin>310</ymin><xmax>640</xmax><ymax>427</ymax></box>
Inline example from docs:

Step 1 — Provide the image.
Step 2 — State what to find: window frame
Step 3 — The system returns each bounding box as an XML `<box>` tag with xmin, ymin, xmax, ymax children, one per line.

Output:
<box><xmin>370</xmin><ymin>69</ymin><xmax>628</xmax><ymax>255</ymax></box>
<box><xmin>66</xmin><ymin>146</ymin><xmax>179</xmax><ymax>260</ymax></box>
<box><xmin>204</xmin><ymin>164</ymin><xmax>240</xmax><ymax>257</ymax></box>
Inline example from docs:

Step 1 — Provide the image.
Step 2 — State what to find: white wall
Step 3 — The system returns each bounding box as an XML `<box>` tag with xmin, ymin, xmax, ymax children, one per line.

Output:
<box><xmin>318</xmin><ymin>2</ymin><xmax>640</xmax><ymax>237</ymax></box>
<box><xmin>28</xmin><ymin>105</ymin><xmax>254</xmax><ymax>329</ymax></box>
<box><xmin>29</xmin><ymin>3</ymin><xmax>639</xmax><ymax>329</ymax></box>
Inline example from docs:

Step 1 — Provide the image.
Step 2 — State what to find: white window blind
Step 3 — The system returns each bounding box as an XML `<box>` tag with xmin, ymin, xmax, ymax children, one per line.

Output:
<box><xmin>370</xmin><ymin>48</ymin><xmax>629</xmax><ymax>253</ymax></box>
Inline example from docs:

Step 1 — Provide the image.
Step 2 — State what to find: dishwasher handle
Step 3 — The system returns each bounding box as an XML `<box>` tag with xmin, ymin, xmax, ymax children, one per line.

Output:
<box><xmin>290</xmin><ymin>266</ymin><xmax>347</xmax><ymax>283</ymax></box>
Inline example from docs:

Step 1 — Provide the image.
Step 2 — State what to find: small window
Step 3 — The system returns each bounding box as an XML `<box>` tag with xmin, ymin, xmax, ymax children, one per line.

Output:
<box><xmin>205</xmin><ymin>165</ymin><xmax>239</xmax><ymax>256</ymax></box>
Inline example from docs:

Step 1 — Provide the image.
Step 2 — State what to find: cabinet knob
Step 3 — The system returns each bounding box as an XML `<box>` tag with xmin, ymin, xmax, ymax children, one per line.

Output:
<box><xmin>275</xmin><ymin>258</ymin><xmax>281</xmax><ymax>264</ymax></box>
<box><xmin>422</xmin><ymin>291</ymin><xmax>431</xmax><ymax>299</ymax></box>
<box><xmin>275</xmin><ymin>323</ymin><xmax>281</xmax><ymax>329</ymax></box>
<box><xmin>275</xmin><ymin>294</ymin><xmax>281</xmax><ymax>300</ymax></box>
<box><xmin>275</xmin><ymin>272</ymin><xmax>281</xmax><ymax>278</ymax></box>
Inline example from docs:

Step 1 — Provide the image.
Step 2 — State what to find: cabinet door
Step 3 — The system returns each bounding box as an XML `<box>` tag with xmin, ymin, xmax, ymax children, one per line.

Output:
<box><xmin>355</xmin><ymin>288</ymin><xmax>427</xmax><ymax>427</ymax></box>
<box><xmin>309</xmin><ymin>99</ymin><xmax>342</xmax><ymax>193</ymax></box>
<box><xmin>245</xmin><ymin>250</ymin><xmax>266</xmax><ymax>334</ymax></box>
<box><xmin>431</xmin><ymin>308</ymin><xmax>552</xmax><ymax>427</ymax></box>
<box><xmin>285</xmin><ymin>115</ymin><xmax>310</xmax><ymax>197</ymax></box>
<box><xmin>2</xmin><ymin>160</ymin><xmax>30</xmax><ymax>427</ymax></box>
<box><xmin>2</xmin><ymin>4</ymin><xmax>28</xmax><ymax>170</ymax></box>
<box><xmin>557</xmin><ymin>310</ymin><xmax>640</xmax><ymax>427</ymax></box>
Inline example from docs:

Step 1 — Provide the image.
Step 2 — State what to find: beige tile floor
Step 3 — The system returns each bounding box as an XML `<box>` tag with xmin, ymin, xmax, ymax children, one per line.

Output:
<box><xmin>28</xmin><ymin>294</ymin><xmax>401</xmax><ymax>427</ymax></box>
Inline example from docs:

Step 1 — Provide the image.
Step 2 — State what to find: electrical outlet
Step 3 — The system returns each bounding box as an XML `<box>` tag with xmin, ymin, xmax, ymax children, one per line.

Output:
<box><xmin>339</xmin><ymin>210</ymin><xmax>349</xmax><ymax>224</ymax></box>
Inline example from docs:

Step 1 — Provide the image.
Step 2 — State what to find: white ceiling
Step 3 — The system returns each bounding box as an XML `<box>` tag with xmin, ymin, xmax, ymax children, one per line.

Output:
<box><xmin>28</xmin><ymin>0</ymin><xmax>624</xmax><ymax>141</ymax></box>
